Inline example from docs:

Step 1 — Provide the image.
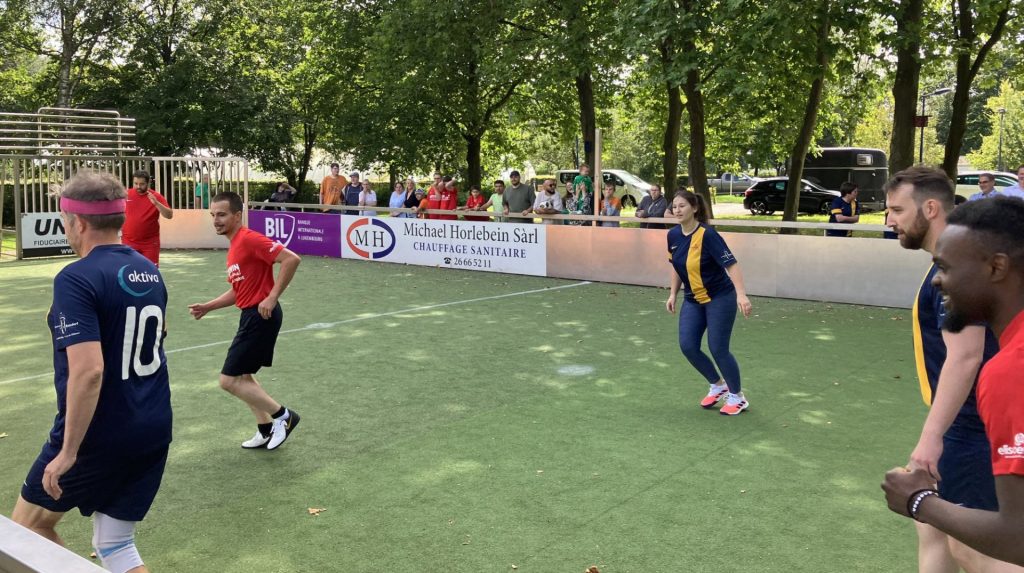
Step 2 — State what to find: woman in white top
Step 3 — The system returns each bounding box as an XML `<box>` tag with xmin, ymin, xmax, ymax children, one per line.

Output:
<box><xmin>389</xmin><ymin>182</ymin><xmax>408</xmax><ymax>217</ymax></box>
<box><xmin>358</xmin><ymin>181</ymin><xmax>378</xmax><ymax>217</ymax></box>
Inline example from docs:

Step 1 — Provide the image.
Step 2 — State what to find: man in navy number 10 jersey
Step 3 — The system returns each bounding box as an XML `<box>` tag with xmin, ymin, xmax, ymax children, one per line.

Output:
<box><xmin>11</xmin><ymin>171</ymin><xmax>172</xmax><ymax>573</ymax></box>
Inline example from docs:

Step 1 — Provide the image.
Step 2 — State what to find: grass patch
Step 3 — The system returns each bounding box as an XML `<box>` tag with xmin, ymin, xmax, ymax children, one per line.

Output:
<box><xmin>0</xmin><ymin>252</ymin><xmax>921</xmax><ymax>572</ymax></box>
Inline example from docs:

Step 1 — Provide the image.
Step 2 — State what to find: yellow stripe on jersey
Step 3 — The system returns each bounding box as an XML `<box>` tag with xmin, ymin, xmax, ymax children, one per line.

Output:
<box><xmin>911</xmin><ymin>269</ymin><xmax>933</xmax><ymax>406</ymax></box>
<box><xmin>687</xmin><ymin>226</ymin><xmax>711</xmax><ymax>303</ymax></box>
<box><xmin>831</xmin><ymin>208</ymin><xmax>843</xmax><ymax>214</ymax></box>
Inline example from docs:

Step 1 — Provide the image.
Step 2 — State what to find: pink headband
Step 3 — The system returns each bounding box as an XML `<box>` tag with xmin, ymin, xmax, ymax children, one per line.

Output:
<box><xmin>60</xmin><ymin>197</ymin><xmax>126</xmax><ymax>215</ymax></box>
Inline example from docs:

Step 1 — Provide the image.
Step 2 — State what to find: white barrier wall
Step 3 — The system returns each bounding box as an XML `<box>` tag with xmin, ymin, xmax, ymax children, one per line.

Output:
<box><xmin>162</xmin><ymin>214</ymin><xmax>931</xmax><ymax>309</ymax></box>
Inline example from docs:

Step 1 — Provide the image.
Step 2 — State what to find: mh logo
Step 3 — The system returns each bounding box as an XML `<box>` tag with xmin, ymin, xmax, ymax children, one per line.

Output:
<box><xmin>346</xmin><ymin>218</ymin><xmax>396</xmax><ymax>259</ymax></box>
<box><xmin>263</xmin><ymin>214</ymin><xmax>296</xmax><ymax>247</ymax></box>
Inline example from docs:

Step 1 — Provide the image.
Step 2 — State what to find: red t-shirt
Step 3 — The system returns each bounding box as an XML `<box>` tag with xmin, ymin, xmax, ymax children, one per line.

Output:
<box><xmin>978</xmin><ymin>310</ymin><xmax>1024</xmax><ymax>477</ymax></box>
<box><xmin>226</xmin><ymin>227</ymin><xmax>284</xmax><ymax>309</ymax></box>
<box><xmin>122</xmin><ymin>188</ymin><xmax>169</xmax><ymax>246</ymax></box>
<box><xmin>464</xmin><ymin>194</ymin><xmax>488</xmax><ymax>221</ymax></box>
<box><xmin>438</xmin><ymin>187</ymin><xmax>458</xmax><ymax>220</ymax></box>
<box><xmin>425</xmin><ymin>186</ymin><xmax>443</xmax><ymax>220</ymax></box>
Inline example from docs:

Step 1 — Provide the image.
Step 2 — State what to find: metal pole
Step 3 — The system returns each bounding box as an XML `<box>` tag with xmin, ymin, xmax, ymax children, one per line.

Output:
<box><xmin>593</xmin><ymin>128</ymin><xmax>602</xmax><ymax>221</ymax></box>
<box><xmin>919</xmin><ymin>96</ymin><xmax>926</xmax><ymax>164</ymax></box>
<box><xmin>13</xmin><ymin>159</ymin><xmax>22</xmax><ymax>260</ymax></box>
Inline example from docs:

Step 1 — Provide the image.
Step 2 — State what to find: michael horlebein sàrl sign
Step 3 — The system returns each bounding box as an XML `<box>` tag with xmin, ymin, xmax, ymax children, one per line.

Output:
<box><xmin>340</xmin><ymin>216</ymin><xmax>547</xmax><ymax>276</ymax></box>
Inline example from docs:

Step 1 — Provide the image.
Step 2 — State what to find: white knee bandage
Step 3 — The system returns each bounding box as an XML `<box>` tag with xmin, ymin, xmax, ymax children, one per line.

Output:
<box><xmin>92</xmin><ymin>512</ymin><xmax>144</xmax><ymax>573</ymax></box>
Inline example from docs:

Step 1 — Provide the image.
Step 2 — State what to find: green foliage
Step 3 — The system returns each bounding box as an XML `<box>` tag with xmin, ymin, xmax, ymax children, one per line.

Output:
<box><xmin>967</xmin><ymin>81</ymin><xmax>1024</xmax><ymax>170</ymax></box>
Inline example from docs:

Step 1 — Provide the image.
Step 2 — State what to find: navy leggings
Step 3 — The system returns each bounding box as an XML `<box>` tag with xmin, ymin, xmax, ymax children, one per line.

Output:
<box><xmin>678</xmin><ymin>289</ymin><xmax>742</xmax><ymax>394</ymax></box>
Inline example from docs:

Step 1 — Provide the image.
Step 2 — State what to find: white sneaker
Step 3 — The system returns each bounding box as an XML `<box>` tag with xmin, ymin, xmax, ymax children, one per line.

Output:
<box><xmin>267</xmin><ymin>410</ymin><xmax>301</xmax><ymax>450</ymax></box>
<box><xmin>241</xmin><ymin>432</ymin><xmax>270</xmax><ymax>449</ymax></box>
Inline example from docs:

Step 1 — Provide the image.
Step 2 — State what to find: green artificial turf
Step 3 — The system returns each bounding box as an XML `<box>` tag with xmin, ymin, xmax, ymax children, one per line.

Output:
<box><xmin>0</xmin><ymin>251</ymin><xmax>923</xmax><ymax>572</ymax></box>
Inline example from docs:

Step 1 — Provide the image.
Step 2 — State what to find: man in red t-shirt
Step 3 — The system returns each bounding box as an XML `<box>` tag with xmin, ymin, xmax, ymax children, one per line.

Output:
<box><xmin>122</xmin><ymin>170</ymin><xmax>173</xmax><ymax>266</ymax></box>
<box><xmin>438</xmin><ymin>176</ymin><xmax>458</xmax><ymax>221</ymax></box>
<box><xmin>423</xmin><ymin>172</ymin><xmax>444</xmax><ymax>220</ymax></box>
<box><xmin>883</xmin><ymin>196</ymin><xmax>1024</xmax><ymax>565</ymax></box>
<box><xmin>188</xmin><ymin>191</ymin><xmax>303</xmax><ymax>451</ymax></box>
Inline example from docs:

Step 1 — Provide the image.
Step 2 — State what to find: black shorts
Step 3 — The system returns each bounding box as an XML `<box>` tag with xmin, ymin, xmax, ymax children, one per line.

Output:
<box><xmin>938</xmin><ymin>422</ymin><xmax>998</xmax><ymax>511</ymax></box>
<box><xmin>21</xmin><ymin>442</ymin><xmax>168</xmax><ymax>521</ymax></box>
<box><xmin>222</xmin><ymin>304</ymin><xmax>283</xmax><ymax>377</ymax></box>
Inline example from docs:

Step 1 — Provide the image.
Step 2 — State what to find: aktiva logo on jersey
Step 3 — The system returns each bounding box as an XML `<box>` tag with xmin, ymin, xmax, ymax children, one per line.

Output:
<box><xmin>262</xmin><ymin>214</ymin><xmax>296</xmax><ymax>248</ymax></box>
<box><xmin>118</xmin><ymin>264</ymin><xmax>160</xmax><ymax>297</ymax></box>
<box><xmin>346</xmin><ymin>218</ymin><xmax>396</xmax><ymax>259</ymax></box>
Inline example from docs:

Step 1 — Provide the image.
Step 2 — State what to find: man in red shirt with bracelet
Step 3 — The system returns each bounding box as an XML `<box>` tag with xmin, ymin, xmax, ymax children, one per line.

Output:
<box><xmin>122</xmin><ymin>170</ymin><xmax>173</xmax><ymax>266</ymax></box>
<box><xmin>188</xmin><ymin>192</ymin><xmax>303</xmax><ymax>451</ymax></box>
<box><xmin>883</xmin><ymin>196</ymin><xmax>1024</xmax><ymax>566</ymax></box>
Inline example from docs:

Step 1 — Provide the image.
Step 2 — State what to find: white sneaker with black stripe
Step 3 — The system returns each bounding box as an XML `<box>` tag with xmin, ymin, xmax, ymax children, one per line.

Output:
<box><xmin>241</xmin><ymin>432</ymin><xmax>270</xmax><ymax>449</ymax></box>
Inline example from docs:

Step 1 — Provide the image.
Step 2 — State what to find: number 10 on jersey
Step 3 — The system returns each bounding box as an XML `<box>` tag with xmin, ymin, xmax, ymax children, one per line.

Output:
<box><xmin>122</xmin><ymin>305</ymin><xmax>164</xmax><ymax>381</ymax></box>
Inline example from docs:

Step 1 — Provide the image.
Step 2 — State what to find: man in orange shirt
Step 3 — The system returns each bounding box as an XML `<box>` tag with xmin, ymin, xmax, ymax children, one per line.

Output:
<box><xmin>319</xmin><ymin>163</ymin><xmax>347</xmax><ymax>212</ymax></box>
<box><xmin>123</xmin><ymin>170</ymin><xmax>173</xmax><ymax>266</ymax></box>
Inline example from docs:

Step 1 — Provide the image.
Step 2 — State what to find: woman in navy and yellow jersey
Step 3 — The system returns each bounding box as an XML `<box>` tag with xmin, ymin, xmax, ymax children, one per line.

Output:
<box><xmin>665</xmin><ymin>191</ymin><xmax>753</xmax><ymax>415</ymax></box>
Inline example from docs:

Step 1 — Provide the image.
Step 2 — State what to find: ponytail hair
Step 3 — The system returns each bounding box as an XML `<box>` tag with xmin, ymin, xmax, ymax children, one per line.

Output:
<box><xmin>675</xmin><ymin>189</ymin><xmax>709</xmax><ymax>224</ymax></box>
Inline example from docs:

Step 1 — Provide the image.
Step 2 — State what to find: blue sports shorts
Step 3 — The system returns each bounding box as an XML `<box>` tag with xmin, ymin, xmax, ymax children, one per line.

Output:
<box><xmin>21</xmin><ymin>442</ymin><xmax>168</xmax><ymax>521</ymax></box>
<box><xmin>937</xmin><ymin>422</ymin><xmax>998</xmax><ymax>511</ymax></box>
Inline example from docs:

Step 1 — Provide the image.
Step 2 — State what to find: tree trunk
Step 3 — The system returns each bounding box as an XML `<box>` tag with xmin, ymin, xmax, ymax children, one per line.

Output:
<box><xmin>388</xmin><ymin>164</ymin><xmax>399</xmax><ymax>196</ymax></box>
<box><xmin>296</xmin><ymin>122</ymin><xmax>316</xmax><ymax>198</ymax></box>
<box><xmin>57</xmin><ymin>43</ymin><xmax>75</xmax><ymax>108</ymax></box>
<box><xmin>889</xmin><ymin>0</ymin><xmax>924</xmax><ymax>174</ymax></box>
<box><xmin>576</xmin><ymin>70</ymin><xmax>596</xmax><ymax>169</ymax></box>
<box><xmin>660</xmin><ymin>38</ymin><xmax>682</xmax><ymax>210</ymax></box>
<box><xmin>464</xmin><ymin>132</ymin><xmax>483</xmax><ymax>192</ymax></box>
<box><xmin>942</xmin><ymin>56</ymin><xmax>972</xmax><ymax>177</ymax></box>
<box><xmin>783</xmin><ymin>5</ymin><xmax>831</xmax><ymax>229</ymax></box>
<box><xmin>941</xmin><ymin>0</ymin><xmax>1010</xmax><ymax>178</ymax></box>
<box><xmin>680</xmin><ymin>29</ymin><xmax>712</xmax><ymax>218</ymax></box>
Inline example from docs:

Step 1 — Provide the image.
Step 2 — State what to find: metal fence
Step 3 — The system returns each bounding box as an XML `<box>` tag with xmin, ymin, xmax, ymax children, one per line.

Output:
<box><xmin>1</xmin><ymin>155</ymin><xmax>248</xmax><ymax>259</ymax></box>
<box><xmin>0</xmin><ymin>108</ymin><xmax>135</xmax><ymax>154</ymax></box>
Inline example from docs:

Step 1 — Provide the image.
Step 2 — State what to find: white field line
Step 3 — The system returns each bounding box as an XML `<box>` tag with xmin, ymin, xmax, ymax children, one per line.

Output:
<box><xmin>0</xmin><ymin>281</ymin><xmax>592</xmax><ymax>386</ymax></box>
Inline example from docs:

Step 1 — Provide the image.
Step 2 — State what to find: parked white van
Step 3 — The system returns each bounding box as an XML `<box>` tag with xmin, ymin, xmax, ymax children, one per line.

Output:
<box><xmin>555</xmin><ymin>169</ymin><xmax>653</xmax><ymax>208</ymax></box>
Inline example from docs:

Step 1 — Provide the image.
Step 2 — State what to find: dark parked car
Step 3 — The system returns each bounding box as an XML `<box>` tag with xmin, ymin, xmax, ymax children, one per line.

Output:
<box><xmin>742</xmin><ymin>178</ymin><xmax>840</xmax><ymax>216</ymax></box>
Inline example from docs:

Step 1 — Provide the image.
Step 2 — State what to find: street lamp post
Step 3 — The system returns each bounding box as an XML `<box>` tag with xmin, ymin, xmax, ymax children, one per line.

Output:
<box><xmin>919</xmin><ymin>87</ymin><xmax>953</xmax><ymax>164</ymax></box>
<box><xmin>998</xmin><ymin>108</ymin><xmax>1006</xmax><ymax>172</ymax></box>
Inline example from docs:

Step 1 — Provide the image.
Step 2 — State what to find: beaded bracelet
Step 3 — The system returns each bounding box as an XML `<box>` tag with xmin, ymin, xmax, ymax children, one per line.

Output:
<box><xmin>908</xmin><ymin>488</ymin><xmax>940</xmax><ymax>521</ymax></box>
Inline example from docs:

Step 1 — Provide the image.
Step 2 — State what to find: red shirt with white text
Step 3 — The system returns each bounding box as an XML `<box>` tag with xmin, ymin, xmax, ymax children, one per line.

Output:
<box><xmin>226</xmin><ymin>227</ymin><xmax>283</xmax><ymax>309</ymax></box>
<box><xmin>978</xmin><ymin>310</ymin><xmax>1024</xmax><ymax>477</ymax></box>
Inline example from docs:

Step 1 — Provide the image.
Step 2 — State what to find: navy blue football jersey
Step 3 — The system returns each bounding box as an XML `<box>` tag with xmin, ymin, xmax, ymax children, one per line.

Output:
<box><xmin>47</xmin><ymin>244</ymin><xmax>172</xmax><ymax>455</ymax></box>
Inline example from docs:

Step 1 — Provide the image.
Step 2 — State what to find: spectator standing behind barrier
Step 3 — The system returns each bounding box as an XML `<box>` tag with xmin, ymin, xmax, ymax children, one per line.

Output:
<box><xmin>358</xmin><ymin>180</ymin><xmax>377</xmax><ymax>216</ymax></box>
<box><xmin>968</xmin><ymin>173</ymin><xmax>1000</xmax><ymax>201</ymax></box>
<box><xmin>599</xmin><ymin>182</ymin><xmax>621</xmax><ymax>227</ymax></box>
<box><xmin>123</xmin><ymin>169</ymin><xmax>173</xmax><ymax>267</ymax></box>
<box><xmin>343</xmin><ymin>172</ymin><xmax>363</xmax><ymax>209</ymax></box>
<box><xmin>424</xmin><ymin>178</ymin><xmax>443</xmax><ymax>220</ymax></box>
<box><xmin>826</xmin><ymin>182</ymin><xmax>860</xmax><ymax>237</ymax></box>
<box><xmin>479</xmin><ymin>179</ymin><xmax>506</xmax><ymax>222</ymax></box>
<box><xmin>882</xmin><ymin>195</ymin><xmax>1024</xmax><ymax>568</ymax></box>
<box><xmin>403</xmin><ymin>178</ymin><xmax>422</xmax><ymax>217</ymax></box>
<box><xmin>881</xmin><ymin>166</ymin><xmax>1011</xmax><ymax>573</ymax></box>
<box><xmin>523</xmin><ymin>179</ymin><xmax>563</xmax><ymax>224</ymax></box>
<box><xmin>267</xmin><ymin>182</ymin><xmax>297</xmax><ymax>212</ymax></box>
<box><xmin>504</xmin><ymin>170</ymin><xmax>535</xmax><ymax>222</ymax></box>
<box><xmin>414</xmin><ymin>188</ymin><xmax>428</xmax><ymax>218</ymax></box>
<box><xmin>462</xmin><ymin>185</ymin><xmax>489</xmax><ymax>221</ymax></box>
<box><xmin>319</xmin><ymin>163</ymin><xmax>346</xmax><ymax>212</ymax></box>
<box><xmin>390</xmin><ymin>183</ymin><xmax>408</xmax><ymax>217</ymax></box>
<box><xmin>573</xmin><ymin>164</ymin><xmax>594</xmax><ymax>201</ymax></box>
<box><xmin>999</xmin><ymin>165</ymin><xmax>1024</xmax><ymax>199</ymax></box>
<box><xmin>636</xmin><ymin>184</ymin><xmax>669</xmax><ymax>229</ymax></box>
<box><xmin>195</xmin><ymin>172</ymin><xmax>211</xmax><ymax>209</ymax></box>
<box><xmin>12</xmin><ymin>172</ymin><xmax>173</xmax><ymax>573</ymax></box>
<box><xmin>665</xmin><ymin>190</ymin><xmax>752</xmax><ymax>416</ymax></box>
<box><xmin>567</xmin><ymin>178</ymin><xmax>594</xmax><ymax>226</ymax></box>
<box><xmin>439</xmin><ymin>176</ymin><xmax>459</xmax><ymax>221</ymax></box>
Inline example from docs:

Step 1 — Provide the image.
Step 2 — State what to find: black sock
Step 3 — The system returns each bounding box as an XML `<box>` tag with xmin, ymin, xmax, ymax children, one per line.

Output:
<box><xmin>271</xmin><ymin>406</ymin><xmax>287</xmax><ymax>419</ymax></box>
<box><xmin>258</xmin><ymin>423</ymin><xmax>273</xmax><ymax>438</ymax></box>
